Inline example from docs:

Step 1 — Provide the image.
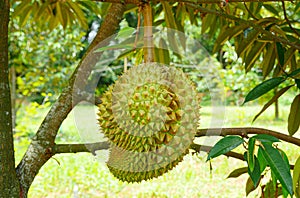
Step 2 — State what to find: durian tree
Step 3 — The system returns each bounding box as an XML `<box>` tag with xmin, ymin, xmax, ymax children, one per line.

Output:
<box><xmin>1</xmin><ymin>0</ymin><xmax>300</xmax><ymax>197</ymax></box>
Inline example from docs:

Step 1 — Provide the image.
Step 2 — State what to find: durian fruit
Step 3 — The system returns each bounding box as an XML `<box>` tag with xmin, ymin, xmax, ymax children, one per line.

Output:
<box><xmin>107</xmin><ymin>145</ymin><xmax>189</xmax><ymax>182</ymax></box>
<box><xmin>98</xmin><ymin>63</ymin><xmax>200</xmax><ymax>182</ymax></box>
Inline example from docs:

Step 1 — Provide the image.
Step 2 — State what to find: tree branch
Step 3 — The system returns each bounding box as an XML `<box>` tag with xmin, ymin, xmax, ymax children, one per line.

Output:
<box><xmin>53</xmin><ymin>142</ymin><xmax>110</xmax><ymax>155</ymax></box>
<box><xmin>53</xmin><ymin>141</ymin><xmax>245</xmax><ymax>161</ymax></box>
<box><xmin>190</xmin><ymin>143</ymin><xmax>245</xmax><ymax>161</ymax></box>
<box><xmin>53</xmin><ymin>129</ymin><xmax>298</xmax><ymax>169</ymax></box>
<box><xmin>197</xmin><ymin>127</ymin><xmax>300</xmax><ymax>147</ymax></box>
<box><xmin>16</xmin><ymin>4</ymin><xmax>126</xmax><ymax>197</ymax></box>
<box><xmin>53</xmin><ymin>128</ymin><xmax>300</xmax><ymax>155</ymax></box>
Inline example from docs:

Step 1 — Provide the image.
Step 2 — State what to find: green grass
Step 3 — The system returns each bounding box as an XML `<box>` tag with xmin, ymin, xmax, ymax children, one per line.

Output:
<box><xmin>14</xmin><ymin>104</ymin><xmax>300</xmax><ymax>198</ymax></box>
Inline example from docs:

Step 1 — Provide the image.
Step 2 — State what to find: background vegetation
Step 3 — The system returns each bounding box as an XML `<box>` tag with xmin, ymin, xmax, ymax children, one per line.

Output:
<box><xmin>0</xmin><ymin>0</ymin><xmax>299</xmax><ymax>197</ymax></box>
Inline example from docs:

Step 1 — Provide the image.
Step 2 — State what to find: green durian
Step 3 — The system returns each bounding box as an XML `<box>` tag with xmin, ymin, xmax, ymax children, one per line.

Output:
<box><xmin>98</xmin><ymin>63</ymin><xmax>200</xmax><ymax>182</ymax></box>
<box><xmin>107</xmin><ymin>145</ymin><xmax>188</xmax><ymax>182</ymax></box>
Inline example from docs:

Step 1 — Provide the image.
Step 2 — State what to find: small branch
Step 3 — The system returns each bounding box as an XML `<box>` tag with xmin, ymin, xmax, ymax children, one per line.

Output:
<box><xmin>243</xmin><ymin>2</ymin><xmax>258</xmax><ymax>20</ymax></box>
<box><xmin>190</xmin><ymin>143</ymin><xmax>245</xmax><ymax>161</ymax></box>
<box><xmin>197</xmin><ymin>127</ymin><xmax>300</xmax><ymax>147</ymax></box>
<box><xmin>281</xmin><ymin>0</ymin><xmax>300</xmax><ymax>37</ymax></box>
<box><xmin>53</xmin><ymin>142</ymin><xmax>109</xmax><ymax>155</ymax></box>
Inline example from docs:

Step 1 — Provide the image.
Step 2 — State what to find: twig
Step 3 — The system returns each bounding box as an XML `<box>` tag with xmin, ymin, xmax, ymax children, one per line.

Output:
<box><xmin>190</xmin><ymin>143</ymin><xmax>245</xmax><ymax>161</ymax></box>
<box><xmin>53</xmin><ymin>141</ymin><xmax>110</xmax><ymax>155</ymax></box>
<box><xmin>197</xmin><ymin>127</ymin><xmax>300</xmax><ymax>147</ymax></box>
<box><xmin>243</xmin><ymin>2</ymin><xmax>258</xmax><ymax>20</ymax></box>
<box><xmin>281</xmin><ymin>0</ymin><xmax>300</xmax><ymax>37</ymax></box>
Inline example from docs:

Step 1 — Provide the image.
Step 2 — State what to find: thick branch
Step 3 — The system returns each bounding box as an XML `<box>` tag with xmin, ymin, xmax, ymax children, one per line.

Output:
<box><xmin>16</xmin><ymin>4</ymin><xmax>126</xmax><ymax>197</ymax></box>
<box><xmin>197</xmin><ymin>127</ymin><xmax>300</xmax><ymax>147</ymax></box>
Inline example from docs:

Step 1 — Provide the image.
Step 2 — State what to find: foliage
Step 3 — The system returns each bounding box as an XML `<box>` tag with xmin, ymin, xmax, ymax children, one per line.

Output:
<box><xmin>9</xmin><ymin>22</ymin><xmax>85</xmax><ymax>103</ymax></box>
<box><xmin>1</xmin><ymin>0</ymin><xmax>300</xmax><ymax>197</ymax></box>
<box><xmin>209</xmin><ymin>134</ymin><xmax>294</xmax><ymax>197</ymax></box>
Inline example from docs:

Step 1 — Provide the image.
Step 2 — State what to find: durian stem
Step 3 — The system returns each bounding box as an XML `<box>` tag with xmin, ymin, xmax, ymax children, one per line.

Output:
<box><xmin>142</xmin><ymin>2</ymin><xmax>154</xmax><ymax>63</ymax></box>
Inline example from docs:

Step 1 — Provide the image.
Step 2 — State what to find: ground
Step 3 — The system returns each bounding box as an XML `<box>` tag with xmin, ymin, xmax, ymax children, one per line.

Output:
<box><xmin>15</xmin><ymin>105</ymin><xmax>300</xmax><ymax>197</ymax></box>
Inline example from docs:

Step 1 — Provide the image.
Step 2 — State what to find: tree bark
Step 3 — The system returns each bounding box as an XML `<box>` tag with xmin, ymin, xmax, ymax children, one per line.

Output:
<box><xmin>16</xmin><ymin>3</ymin><xmax>126</xmax><ymax>197</ymax></box>
<box><xmin>0</xmin><ymin>0</ymin><xmax>20</xmax><ymax>197</ymax></box>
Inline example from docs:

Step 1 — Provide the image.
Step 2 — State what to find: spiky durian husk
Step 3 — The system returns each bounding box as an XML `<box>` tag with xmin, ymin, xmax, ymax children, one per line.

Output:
<box><xmin>107</xmin><ymin>145</ymin><xmax>189</xmax><ymax>183</ymax></box>
<box><xmin>97</xmin><ymin>63</ymin><xmax>200</xmax><ymax>182</ymax></box>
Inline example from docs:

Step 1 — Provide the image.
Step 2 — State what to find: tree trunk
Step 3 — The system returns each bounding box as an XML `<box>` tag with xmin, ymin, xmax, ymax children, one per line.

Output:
<box><xmin>0</xmin><ymin>0</ymin><xmax>21</xmax><ymax>197</ymax></box>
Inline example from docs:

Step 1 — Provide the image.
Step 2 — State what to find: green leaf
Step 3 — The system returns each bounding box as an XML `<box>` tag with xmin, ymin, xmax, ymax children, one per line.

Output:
<box><xmin>248</xmin><ymin>138</ymin><xmax>256</xmax><ymax>172</ymax></box>
<box><xmin>261</xmin><ymin>42</ymin><xmax>276</xmax><ymax>78</ymax></box>
<box><xmin>19</xmin><ymin>5</ymin><xmax>33</xmax><ymax>27</ymax></box>
<box><xmin>279</xmin><ymin>149</ymin><xmax>290</xmax><ymax>171</ymax></box>
<box><xmin>257</xmin><ymin>147</ymin><xmax>267</xmax><ymax>172</ymax></box>
<box><xmin>252</xmin><ymin>134</ymin><xmax>280</xmax><ymax>143</ymax></box>
<box><xmin>288</xmin><ymin>68</ymin><xmax>300</xmax><ymax>78</ymax></box>
<box><xmin>296</xmin><ymin>79</ymin><xmax>300</xmax><ymax>90</ymax></box>
<box><xmin>55</xmin><ymin>2</ymin><xmax>65</xmax><ymax>28</ymax></box>
<box><xmin>244</xmin><ymin>77</ymin><xmax>286</xmax><ymax>104</ymax></box>
<box><xmin>227</xmin><ymin>167</ymin><xmax>248</xmax><ymax>178</ymax></box>
<box><xmin>271</xmin><ymin>169</ymin><xmax>278</xmax><ymax>189</ymax></box>
<box><xmin>158</xmin><ymin>38</ymin><xmax>170</xmax><ymax>65</ymax></box>
<box><xmin>291</xmin><ymin>54</ymin><xmax>297</xmax><ymax>71</ymax></box>
<box><xmin>288</xmin><ymin>94</ymin><xmax>300</xmax><ymax>136</ymax></box>
<box><xmin>263</xmin><ymin>180</ymin><xmax>277</xmax><ymax>198</ymax></box>
<box><xmin>260</xmin><ymin>143</ymin><xmax>293</xmax><ymax>196</ymax></box>
<box><xmin>283</xmin><ymin>47</ymin><xmax>296</xmax><ymax>68</ymax></box>
<box><xmin>293</xmin><ymin>155</ymin><xmax>300</xmax><ymax>198</ymax></box>
<box><xmin>116</xmin><ymin>27</ymin><xmax>135</xmax><ymax>40</ymax></box>
<box><xmin>207</xmin><ymin>136</ymin><xmax>244</xmax><ymax>161</ymax></box>
<box><xmin>162</xmin><ymin>2</ymin><xmax>177</xmax><ymax>30</ymax></box>
<box><xmin>66</xmin><ymin>1</ymin><xmax>88</xmax><ymax>29</ymax></box>
<box><xmin>237</xmin><ymin>29</ymin><xmax>260</xmax><ymax>57</ymax></box>
<box><xmin>244</xmin><ymin>42</ymin><xmax>266</xmax><ymax>72</ymax></box>
<box><xmin>248</xmin><ymin>156</ymin><xmax>261</xmax><ymax>187</ymax></box>
<box><xmin>263</xmin><ymin>4</ymin><xmax>279</xmax><ymax>16</ymax></box>
<box><xmin>276</xmin><ymin>42</ymin><xmax>285</xmax><ymax>67</ymax></box>
<box><xmin>213</xmin><ymin>25</ymin><xmax>229</xmax><ymax>53</ymax></box>
<box><xmin>253</xmin><ymin>85</ymin><xmax>293</xmax><ymax>122</ymax></box>
<box><xmin>246</xmin><ymin>176</ymin><xmax>257</xmax><ymax>196</ymax></box>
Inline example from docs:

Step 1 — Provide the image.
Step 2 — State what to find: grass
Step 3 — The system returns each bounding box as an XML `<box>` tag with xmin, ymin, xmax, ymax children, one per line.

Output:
<box><xmin>14</xmin><ymin>104</ymin><xmax>300</xmax><ymax>198</ymax></box>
